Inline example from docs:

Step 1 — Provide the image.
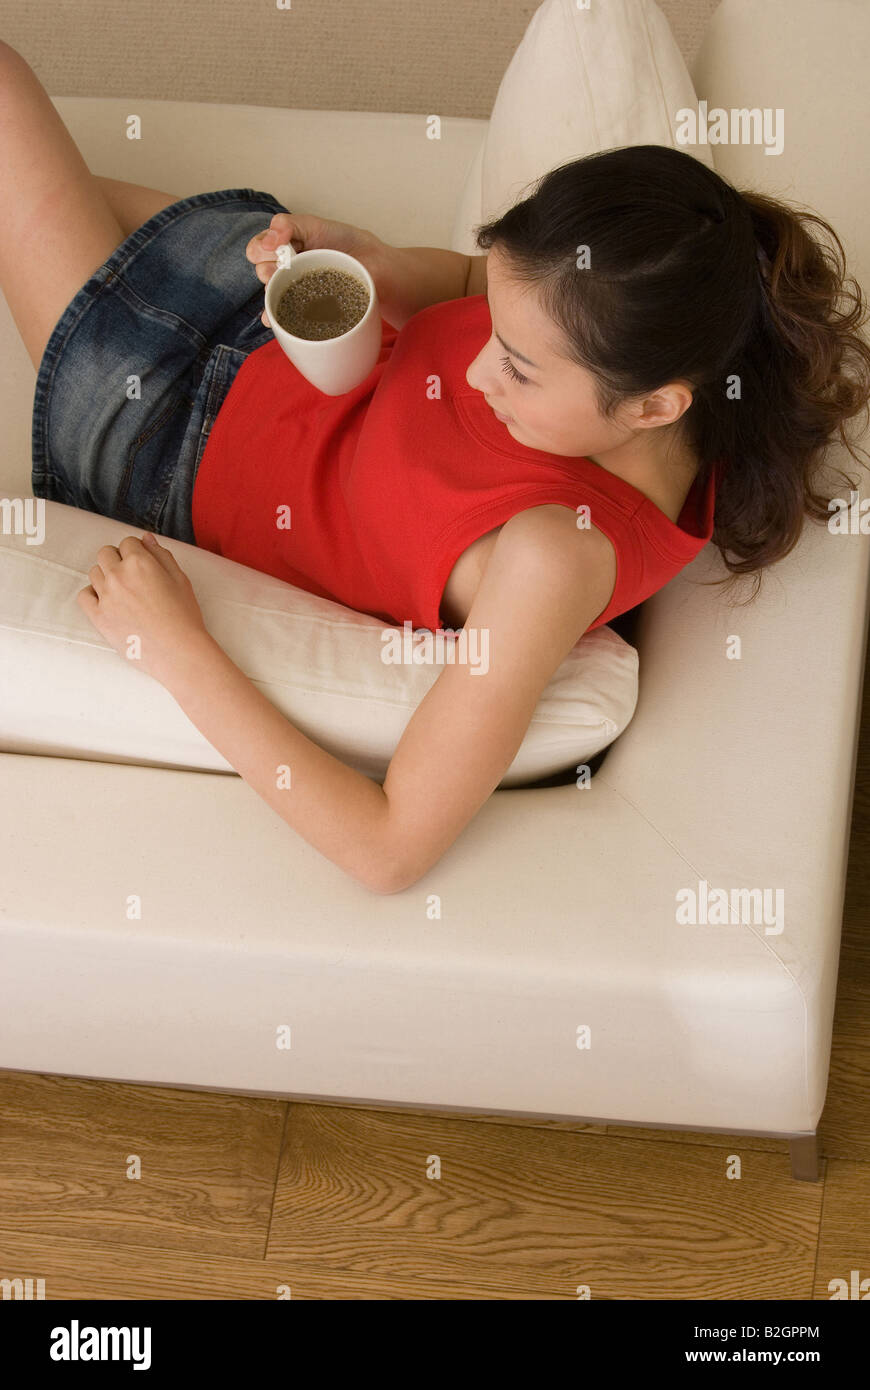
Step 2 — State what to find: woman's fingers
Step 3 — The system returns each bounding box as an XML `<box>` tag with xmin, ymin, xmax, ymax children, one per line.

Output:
<box><xmin>245</xmin><ymin>228</ymin><xmax>280</xmax><ymax>267</ymax></box>
<box><xmin>246</xmin><ymin>225</ymin><xmax>304</xmax><ymax>287</ymax></box>
<box><xmin>246</xmin><ymin>213</ymin><xmax>322</xmax><ymax>323</ymax></box>
<box><xmin>246</xmin><ymin>215</ymin><xmax>302</xmax><ymax>262</ymax></box>
<box><xmin>266</xmin><ymin>211</ymin><xmax>297</xmax><ymax>237</ymax></box>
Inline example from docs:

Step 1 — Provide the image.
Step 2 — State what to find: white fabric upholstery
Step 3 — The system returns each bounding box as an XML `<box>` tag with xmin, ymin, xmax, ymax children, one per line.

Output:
<box><xmin>454</xmin><ymin>0</ymin><xmax>714</xmax><ymax>250</ymax></box>
<box><xmin>0</xmin><ymin>504</ymin><xmax>637</xmax><ymax>786</ymax></box>
<box><xmin>1</xmin><ymin>0</ymin><xmax>868</xmax><ymax>1150</ymax></box>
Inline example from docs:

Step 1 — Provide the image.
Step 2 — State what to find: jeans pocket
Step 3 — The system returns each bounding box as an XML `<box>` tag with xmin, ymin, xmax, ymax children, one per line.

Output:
<box><xmin>115</xmin><ymin>387</ymin><xmax>193</xmax><ymax>526</ymax></box>
<box><xmin>149</xmin><ymin>342</ymin><xmax>251</xmax><ymax>541</ymax></box>
<box><xmin>192</xmin><ymin>343</ymin><xmax>249</xmax><ymax>474</ymax></box>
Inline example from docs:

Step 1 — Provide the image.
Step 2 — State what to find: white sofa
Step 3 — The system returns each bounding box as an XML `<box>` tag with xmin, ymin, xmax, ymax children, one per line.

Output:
<box><xmin>1</xmin><ymin>0</ymin><xmax>868</xmax><ymax>1181</ymax></box>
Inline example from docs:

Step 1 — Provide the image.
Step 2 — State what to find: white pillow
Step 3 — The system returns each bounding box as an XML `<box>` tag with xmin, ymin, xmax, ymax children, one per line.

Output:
<box><xmin>452</xmin><ymin>0</ymin><xmax>714</xmax><ymax>252</ymax></box>
<box><xmin>0</xmin><ymin>502</ymin><xmax>637</xmax><ymax>788</ymax></box>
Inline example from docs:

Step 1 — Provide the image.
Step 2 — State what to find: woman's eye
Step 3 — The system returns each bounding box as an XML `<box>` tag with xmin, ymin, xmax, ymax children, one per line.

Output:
<box><xmin>500</xmin><ymin>353</ymin><xmax>529</xmax><ymax>385</ymax></box>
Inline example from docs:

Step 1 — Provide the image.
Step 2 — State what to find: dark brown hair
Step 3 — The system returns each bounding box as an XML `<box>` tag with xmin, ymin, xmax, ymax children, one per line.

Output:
<box><xmin>472</xmin><ymin>145</ymin><xmax>870</xmax><ymax>601</ymax></box>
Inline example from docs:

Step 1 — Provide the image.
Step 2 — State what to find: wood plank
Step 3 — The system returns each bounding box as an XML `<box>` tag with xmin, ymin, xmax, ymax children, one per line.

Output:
<box><xmin>816</xmin><ymin>993</ymin><xmax>870</xmax><ymax>1162</ymax></box>
<box><xmin>0</xmin><ymin>1227</ymin><xmax>517</xmax><ymax>1301</ymax></box>
<box><xmin>812</xmin><ymin>1159</ymin><xmax>870</xmax><ymax>1300</ymax></box>
<box><xmin>266</xmin><ymin>1104</ymin><xmax>823</xmax><ymax>1299</ymax></box>
<box><xmin>0</xmin><ymin>1071</ymin><xmax>285</xmax><ymax>1258</ymax></box>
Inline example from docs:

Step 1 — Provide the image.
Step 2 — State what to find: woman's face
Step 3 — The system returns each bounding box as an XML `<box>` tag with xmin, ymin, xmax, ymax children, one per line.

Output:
<box><xmin>464</xmin><ymin>243</ymin><xmax>638</xmax><ymax>459</ymax></box>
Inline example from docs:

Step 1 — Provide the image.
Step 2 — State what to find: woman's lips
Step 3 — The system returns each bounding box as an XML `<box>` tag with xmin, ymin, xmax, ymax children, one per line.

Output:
<box><xmin>488</xmin><ymin>402</ymin><xmax>512</xmax><ymax>423</ymax></box>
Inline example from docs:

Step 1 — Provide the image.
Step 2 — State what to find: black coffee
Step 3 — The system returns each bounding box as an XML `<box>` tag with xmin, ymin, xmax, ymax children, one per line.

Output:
<box><xmin>275</xmin><ymin>267</ymin><xmax>369</xmax><ymax>340</ymax></box>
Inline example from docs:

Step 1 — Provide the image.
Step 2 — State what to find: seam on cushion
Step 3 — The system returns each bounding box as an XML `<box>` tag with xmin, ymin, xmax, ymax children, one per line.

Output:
<box><xmin>599</xmin><ymin>777</ymin><xmax>813</xmax><ymax>1122</ymax></box>
<box><xmin>564</xmin><ymin>0</ymin><xmax>602</xmax><ymax>149</ymax></box>
<box><xmin>0</xmin><ymin>607</ymin><xmax>386</xmax><ymax>643</ymax></box>
<box><xmin>197</xmin><ymin>595</ymin><xmax>390</xmax><ymax>627</ymax></box>
<box><xmin>599</xmin><ymin>779</ymin><xmax>804</xmax><ymax>968</ymax></box>
<box><xmin>638</xmin><ymin>0</ymin><xmax>677</xmax><ymax>145</ymax></box>
<box><xmin>0</xmin><ymin>553</ymin><xmax>388</xmax><ymax>633</ymax></box>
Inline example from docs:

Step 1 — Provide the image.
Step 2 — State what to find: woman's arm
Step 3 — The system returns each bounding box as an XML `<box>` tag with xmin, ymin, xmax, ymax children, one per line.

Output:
<box><xmin>376</xmin><ymin>507</ymin><xmax>615</xmax><ymax>888</ymax></box>
<box><xmin>369</xmin><ymin>242</ymin><xmax>473</xmax><ymax>328</ymax></box>
<box><xmin>370</xmin><ymin>245</ymin><xmax>487</xmax><ymax>326</ymax></box>
<box><xmin>160</xmin><ymin>507</ymin><xmax>616</xmax><ymax>894</ymax></box>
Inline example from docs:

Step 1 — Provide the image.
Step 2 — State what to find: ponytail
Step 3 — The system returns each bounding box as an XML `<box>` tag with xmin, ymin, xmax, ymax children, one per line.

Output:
<box><xmin>697</xmin><ymin>186</ymin><xmax>870</xmax><ymax>598</ymax></box>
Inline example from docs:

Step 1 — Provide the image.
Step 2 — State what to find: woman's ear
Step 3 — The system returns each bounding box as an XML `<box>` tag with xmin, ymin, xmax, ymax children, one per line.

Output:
<box><xmin>634</xmin><ymin>380</ymin><xmax>694</xmax><ymax>430</ymax></box>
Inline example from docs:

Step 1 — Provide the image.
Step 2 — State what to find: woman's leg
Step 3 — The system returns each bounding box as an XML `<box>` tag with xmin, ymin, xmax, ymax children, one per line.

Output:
<box><xmin>0</xmin><ymin>41</ymin><xmax>133</xmax><ymax>373</ymax></box>
<box><xmin>93</xmin><ymin>176</ymin><xmax>181</xmax><ymax>240</ymax></box>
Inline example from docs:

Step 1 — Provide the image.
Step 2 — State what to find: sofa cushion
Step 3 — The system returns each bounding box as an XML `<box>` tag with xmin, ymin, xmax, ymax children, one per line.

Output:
<box><xmin>0</xmin><ymin>501</ymin><xmax>638</xmax><ymax>788</ymax></box>
<box><xmin>452</xmin><ymin>0</ymin><xmax>714</xmax><ymax>251</ymax></box>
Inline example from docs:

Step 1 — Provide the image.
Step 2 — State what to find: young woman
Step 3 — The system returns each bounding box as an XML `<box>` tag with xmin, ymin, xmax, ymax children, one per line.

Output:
<box><xmin>4</xmin><ymin>41</ymin><xmax>869</xmax><ymax>893</ymax></box>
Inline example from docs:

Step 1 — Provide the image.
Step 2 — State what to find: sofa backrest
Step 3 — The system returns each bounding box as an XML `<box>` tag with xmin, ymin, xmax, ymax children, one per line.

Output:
<box><xmin>2</xmin><ymin>1</ymin><xmax>720</xmax><ymax>117</ymax></box>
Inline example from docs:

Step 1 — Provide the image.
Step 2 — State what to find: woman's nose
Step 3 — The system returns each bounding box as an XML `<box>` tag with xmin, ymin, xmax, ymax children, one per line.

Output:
<box><xmin>465</xmin><ymin>346</ymin><xmax>486</xmax><ymax>391</ymax></box>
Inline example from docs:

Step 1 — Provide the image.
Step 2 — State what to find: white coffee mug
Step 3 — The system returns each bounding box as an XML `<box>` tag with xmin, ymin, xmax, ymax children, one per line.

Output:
<box><xmin>264</xmin><ymin>246</ymin><xmax>381</xmax><ymax>395</ymax></box>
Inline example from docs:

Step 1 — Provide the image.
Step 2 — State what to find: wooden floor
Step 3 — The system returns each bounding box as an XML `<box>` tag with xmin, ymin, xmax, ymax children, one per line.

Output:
<box><xmin>1</xmin><ymin>670</ymin><xmax>868</xmax><ymax>1301</ymax></box>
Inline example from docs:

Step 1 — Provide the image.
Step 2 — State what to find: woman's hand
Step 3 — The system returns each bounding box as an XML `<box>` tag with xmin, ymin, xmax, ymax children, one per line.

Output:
<box><xmin>76</xmin><ymin>533</ymin><xmax>209</xmax><ymax>686</ymax></box>
<box><xmin>246</xmin><ymin>213</ymin><xmax>384</xmax><ymax>325</ymax></box>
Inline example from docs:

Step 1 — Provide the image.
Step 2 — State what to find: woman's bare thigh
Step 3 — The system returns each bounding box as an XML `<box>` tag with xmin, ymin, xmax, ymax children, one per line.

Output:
<box><xmin>0</xmin><ymin>40</ymin><xmax>125</xmax><ymax>372</ymax></box>
<box><xmin>94</xmin><ymin>176</ymin><xmax>180</xmax><ymax>240</ymax></box>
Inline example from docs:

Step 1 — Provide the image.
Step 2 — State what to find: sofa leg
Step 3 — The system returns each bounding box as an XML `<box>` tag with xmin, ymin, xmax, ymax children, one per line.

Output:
<box><xmin>789</xmin><ymin>1133</ymin><xmax>820</xmax><ymax>1181</ymax></box>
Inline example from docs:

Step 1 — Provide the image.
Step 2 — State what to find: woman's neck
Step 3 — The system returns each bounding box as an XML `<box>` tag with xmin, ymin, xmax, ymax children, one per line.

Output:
<box><xmin>588</xmin><ymin>431</ymin><xmax>700</xmax><ymax>523</ymax></box>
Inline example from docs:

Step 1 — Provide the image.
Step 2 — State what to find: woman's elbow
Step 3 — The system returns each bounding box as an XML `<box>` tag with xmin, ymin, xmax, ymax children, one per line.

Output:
<box><xmin>350</xmin><ymin>854</ymin><xmax>415</xmax><ymax>896</ymax></box>
<box><xmin>366</xmin><ymin>862</ymin><xmax>422</xmax><ymax>896</ymax></box>
<box><xmin>364</xmin><ymin>848</ymin><xmax>434</xmax><ymax>895</ymax></box>
<box><xmin>337</xmin><ymin>825</ymin><xmax>422</xmax><ymax>895</ymax></box>
<box><xmin>357</xmin><ymin>812</ymin><xmax>449</xmax><ymax>893</ymax></box>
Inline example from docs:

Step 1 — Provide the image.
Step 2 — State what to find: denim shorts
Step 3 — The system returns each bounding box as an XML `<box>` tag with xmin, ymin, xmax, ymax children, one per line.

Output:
<box><xmin>31</xmin><ymin>187</ymin><xmax>290</xmax><ymax>545</ymax></box>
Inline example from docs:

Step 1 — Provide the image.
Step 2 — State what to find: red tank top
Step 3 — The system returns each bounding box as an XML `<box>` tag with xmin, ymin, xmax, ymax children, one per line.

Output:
<box><xmin>192</xmin><ymin>295</ymin><xmax>717</xmax><ymax>631</ymax></box>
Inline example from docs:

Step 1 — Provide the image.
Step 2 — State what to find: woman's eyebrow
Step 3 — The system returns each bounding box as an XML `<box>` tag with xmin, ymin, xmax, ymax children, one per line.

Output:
<box><xmin>484</xmin><ymin>285</ymin><xmax>541</xmax><ymax>368</ymax></box>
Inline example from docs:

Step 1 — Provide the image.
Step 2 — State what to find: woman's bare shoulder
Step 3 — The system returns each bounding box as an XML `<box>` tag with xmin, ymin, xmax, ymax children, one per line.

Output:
<box><xmin>499</xmin><ymin>503</ymin><xmax>616</xmax><ymax>566</ymax></box>
<box><xmin>485</xmin><ymin>504</ymin><xmax>618</xmax><ymax>632</ymax></box>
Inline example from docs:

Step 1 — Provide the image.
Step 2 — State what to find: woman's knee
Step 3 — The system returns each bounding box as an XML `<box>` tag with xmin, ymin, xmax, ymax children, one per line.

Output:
<box><xmin>0</xmin><ymin>40</ymin><xmax>38</xmax><ymax>83</ymax></box>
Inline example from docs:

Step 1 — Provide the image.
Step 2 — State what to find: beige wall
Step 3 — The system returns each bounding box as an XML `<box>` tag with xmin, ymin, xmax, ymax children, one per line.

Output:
<box><xmin>1</xmin><ymin>0</ymin><xmax>719</xmax><ymax>118</ymax></box>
